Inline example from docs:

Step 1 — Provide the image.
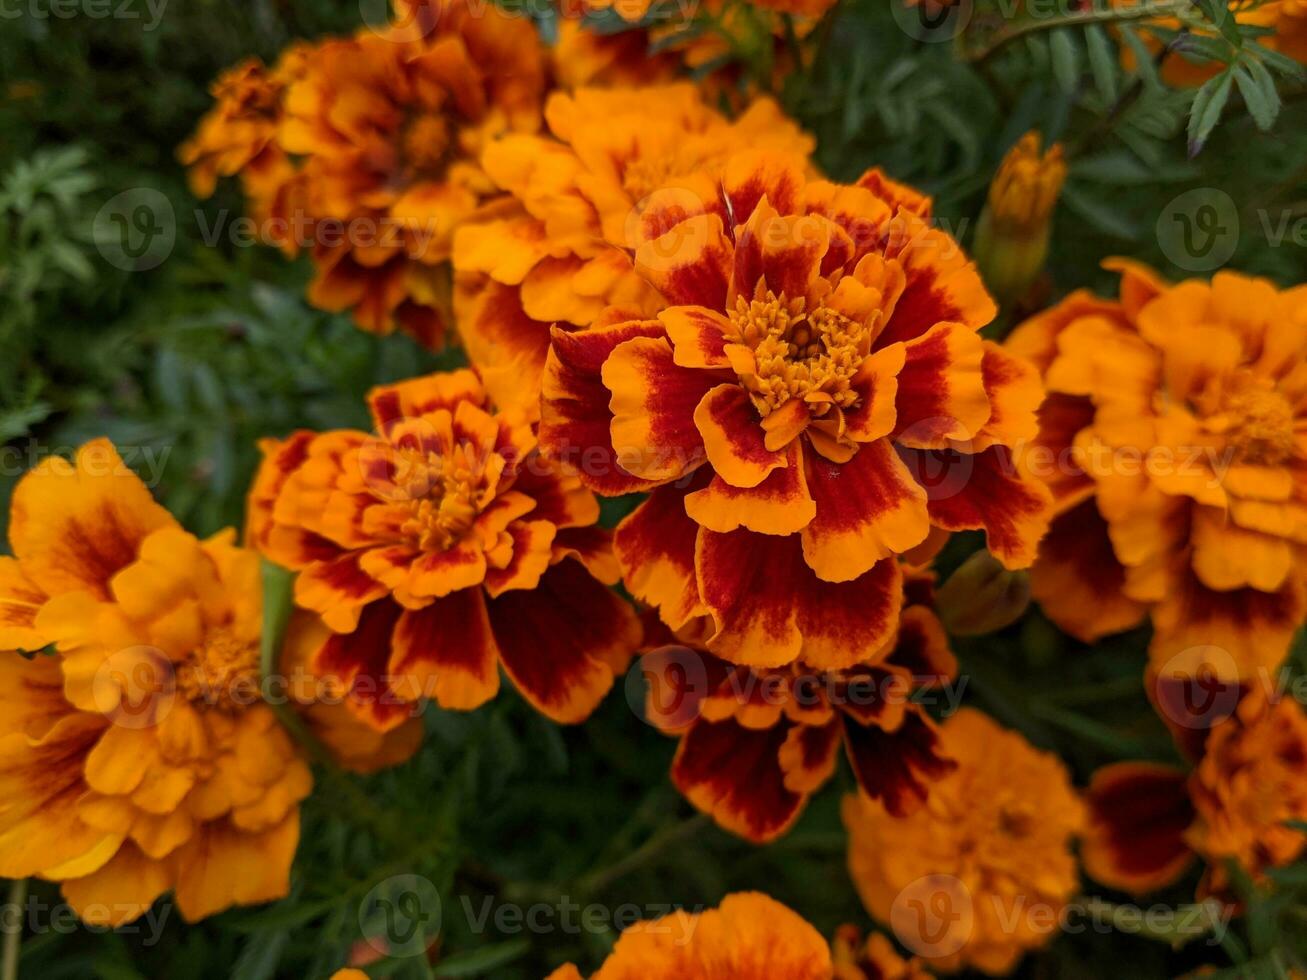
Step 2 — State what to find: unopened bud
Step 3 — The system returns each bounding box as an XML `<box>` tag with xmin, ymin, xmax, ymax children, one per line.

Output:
<box><xmin>935</xmin><ymin>551</ymin><xmax>1031</xmax><ymax>636</ymax></box>
<box><xmin>974</xmin><ymin>131</ymin><xmax>1066</xmax><ymax>306</ymax></box>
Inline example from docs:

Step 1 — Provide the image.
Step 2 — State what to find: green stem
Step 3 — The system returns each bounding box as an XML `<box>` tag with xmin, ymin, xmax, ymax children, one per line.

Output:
<box><xmin>575</xmin><ymin>815</ymin><xmax>709</xmax><ymax>897</ymax></box>
<box><xmin>2</xmin><ymin>878</ymin><xmax>26</xmax><ymax>980</ymax></box>
<box><xmin>967</xmin><ymin>0</ymin><xmax>1193</xmax><ymax>65</ymax></box>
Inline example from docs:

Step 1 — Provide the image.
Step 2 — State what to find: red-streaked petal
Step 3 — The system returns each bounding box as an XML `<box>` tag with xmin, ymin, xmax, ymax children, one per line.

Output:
<box><xmin>903</xmin><ymin>445</ymin><xmax>1053</xmax><ymax>569</ymax></box>
<box><xmin>390</xmin><ymin>588</ymin><xmax>500</xmax><ymax>712</ymax></box>
<box><xmin>671</xmin><ymin>717</ymin><xmax>806</xmax><ymax>842</ymax></box>
<box><xmin>484</xmin><ymin>520</ymin><xmax>556</xmax><ymax>597</ymax></box>
<box><xmin>694</xmin><ymin>383</ymin><xmax>785</xmax><ymax>488</ymax></box>
<box><xmin>721</xmin><ymin>150</ymin><xmax>807</xmax><ymax>230</ymax></box>
<box><xmin>603</xmin><ymin>335</ymin><xmax>716</xmax><ymax>483</ymax></box>
<box><xmin>552</xmin><ymin>526</ymin><xmax>621</xmax><ymax>585</ymax></box>
<box><xmin>686</xmin><ymin>442</ymin><xmax>815</xmax><ymax>535</ymax></box>
<box><xmin>295</xmin><ymin>553</ymin><xmax>389</xmax><ymax>633</ymax></box>
<box><xmin>634</xmin><ymin>213</ymin><xmax>733</xmax><ymax>310</ymax></box>
<box><xmin>367</xmin><ymin>369</ymin><xmax>485</xmax><ymax>436</ymax></box>
<box><xmin>973</xmin><ymin>341</ymin><xmax>1042</xmax><ymax>450</ymax></box>
<box><xmin>659</xmin><ymin>306</ymin><xmax>732</xmax><ymax>369</ymax></box>
<box><xmin>488</xmin><ymin>558</ymin><xmax>638</xmax><ymax>723</ymax></box>
<box><xmin>313</xmin><ymin>599</ymin><xmax>417</xmax><ymax>733</ymax></box>
<box><xmin>1082</xmin><ymin>762</ymin><xmax>1196</xmax><ymax>896</ymax></box>
<box><xmin>540</xmin><ymin>320</ymin><xmax>670</xmax><ymax>495</ymax></box>
<box><xmin>615</xmin><ymin>477</ymin><xmax>709</xmax><ymax>629</ymax></box>
<box><xmin>778</xmin><ymin>720</ymin><xmax>842</xmax><ymax>795</ymax></box>
<box><xmin>844</xmin><ymin>345</ymin><xmax>904</xmax><ymax>443</ymax></box>
<box><xmin>892</xmin><ymin>322</ymin><xmax>990</xmax><ymax>449</ymax></box>
<box><xmin>841</xmin><ymin>707</ymin><xmax>956</xmax><ymax>818</ymax></box>
<box><xmin>801</xmin><ymin>440</ymin><xmax>930</xmax><ymax>582</ymax></box>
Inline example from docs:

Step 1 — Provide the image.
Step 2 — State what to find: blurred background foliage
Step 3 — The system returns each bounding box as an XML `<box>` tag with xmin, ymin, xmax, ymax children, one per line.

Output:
<box><xmin>1</xmin><ymin>0</ymin><xmax>1306</xmax><ymax>977</ymax></box>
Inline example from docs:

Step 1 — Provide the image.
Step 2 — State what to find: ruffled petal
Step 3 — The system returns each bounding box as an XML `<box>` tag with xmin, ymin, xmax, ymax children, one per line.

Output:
<box><xmin>390</xmin><ymin>587</ymin><xmax>500</xmax><ymax>711</ymax></box>
<box><xmin>686</xmin><ymin>443</ymin><xmax>816</xmax><ymax>535</ymax></box>
<box><xmin>694</xmin><ymin>384</ymin><xmax>786</xmax><ymax>488</ymax></box>
<box><xmin>615</xmin><ymin>478</ymin><xmax>708</xmax><ymax>629</ymax></box>
<box><xmin>1081</xmin><ymin>762</ymin><xmax>1196</xmax><ymax>896</ymax></box>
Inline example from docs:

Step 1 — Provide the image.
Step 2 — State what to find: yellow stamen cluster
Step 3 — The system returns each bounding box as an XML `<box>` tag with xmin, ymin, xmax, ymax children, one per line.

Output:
<box><xmin>395</xmin><ymin>443</ymin><xmax>487</xmax><ymax>552</ymax></box>
<box><xmin>728</xmin><ymin>289</ymin><xmax>868</xmax><ymax>416</ymax></box>
<box><xmin>1219</xmin><ymin>381</ymin><xmax>1298</xmax><ymax>465</ymax></box>
<box><xmin>177</xmin><ymin>628</ymin><xmax>261</xmax><ymax>711</ymax></box>
<box><xmin>402</xmin><ymin>111</ymin><xmax>452</xmax><ymax>177</ymax></box>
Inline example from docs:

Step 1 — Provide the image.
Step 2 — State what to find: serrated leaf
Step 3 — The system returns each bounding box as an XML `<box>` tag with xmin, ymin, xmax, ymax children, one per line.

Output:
<box><xmin>1085</xmin><ymin>24</ymin><xmax>1118</xmax><ymax>103</ymax></box>
<box><xmin>1233</xmin><ymin>64</ymin><xmax>1278</xmax><ymax>130</ymax></box>
<box><xmin>1050</xmin><ymin>29</ymin><xmax>1080</xmax><ymax>94</ymax></box>
<box><xmin>1187</xmin><ymin>68</ymin><xmax>1234</xmax><ymax>156</ymax></box>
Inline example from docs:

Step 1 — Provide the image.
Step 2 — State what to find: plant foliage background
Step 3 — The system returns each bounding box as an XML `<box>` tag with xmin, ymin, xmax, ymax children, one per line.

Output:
<box><xmin>1</xmin><ymin>0</ymin><xmax>1306</xmax><ymax>977</ymax></box>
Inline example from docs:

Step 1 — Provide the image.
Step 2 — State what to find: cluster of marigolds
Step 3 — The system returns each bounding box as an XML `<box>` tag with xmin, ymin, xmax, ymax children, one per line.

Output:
<box><xmin>4</xmin><ymin>0</ymin><xmax>1307</xmax><ymax>976</ymax></box>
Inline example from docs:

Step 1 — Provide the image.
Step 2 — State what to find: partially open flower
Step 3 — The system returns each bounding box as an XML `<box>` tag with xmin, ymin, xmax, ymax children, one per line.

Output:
<box><xmin>1083</xmin><ymin>689</ymin><xmax>1307</xmax><ymax>898</ymax></box>
<box><xmin>451</xmin><ymin>83</ymin><xmax>814</xmax><ymax>415</ymax></box>
<box><xmin>1009</xmin><ymin>260</ymin><xmax>1307</xmax><ymax>680</ymax></box>
<box><xmin>0</xmin><ymin>440</ymin><xmax>313</xmax><ymax>925</ymax></box>
<box><xmin>541</xmin><ymin>150</ymin><xmax>1049</xmax><ymax>670</ymax></box>
<box><xmin>544</xmin><ymin>892</ymin><xmax>833</xmax><ymax>979</ymax></box>
<box><xmin>843</xmin><ymin>708</ymin><xmax>1083</xmax><ymax>975</ymax></box>
<box><xmin>640</xmin><ymin>565</ymin><xmax>957</xmax><ymax>841</ymax></box>
<box><xmin>248</xmin><ymin>370</ymin><xmax>639</xmax><ymax>730</ymax></box>
<box><xmin>973</xmin><ymin>132</ymin><xmax>1065</xmax><ymax>305</ymax></box>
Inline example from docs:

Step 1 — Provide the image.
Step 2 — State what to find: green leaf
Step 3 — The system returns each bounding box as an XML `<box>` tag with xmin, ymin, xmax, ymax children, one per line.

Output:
<box><xmin>1194</xmin><ymin>0</ymin><xmax>1242</xmax><ymax>49</ymax></box>
<box><xmin>1120</xmin><ymin>25</ymin><xmax>1160</xmax><ymax>87</ymax></box>
<box><xmin>1187</xmin><ymin>68</ymin><xmax>1234</xmax><ymax>156</ymax></box>
<box><xmin>1085</xmin><ymin>25</ymin><xmax>1118</xmax><ymax>103</ymax></box>
<box><xmin>1233</xmin><ymin>63</ymin><xmax>1279</xmax><ymax>130</ymax></box>
<box><xmin>432</xmin><ymin>938</ymin><xmax>532</xmax><ymax>977</ymax></box>
<box><xmin>259</xmin><ymin>559</ymin><xmax>295</xmax><ymax>682</ymax></box>
<box><xmin>230</xmin><ymin>931</ymin><xmax>289</xmax><ymax>980</ymax></box>
<box><xmin>1050</xmin><ymin>29</ymin><xmax>1080</xmax><ymax>94</ymax></box>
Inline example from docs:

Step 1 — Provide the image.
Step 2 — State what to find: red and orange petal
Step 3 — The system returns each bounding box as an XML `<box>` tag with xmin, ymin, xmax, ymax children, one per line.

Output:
<box><xmin>1081</xmin><ymin>762</ymin><xmax>1197</xmax><ymax>895</ymax></box>
<box><xmin>546</xmin><ymin>892</ymin><xmax>833</xmax><ymax>980</ymax></box>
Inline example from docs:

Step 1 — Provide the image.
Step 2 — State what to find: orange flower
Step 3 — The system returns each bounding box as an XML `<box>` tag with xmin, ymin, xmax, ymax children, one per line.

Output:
<box><xmin>248</xmin><ymin>370</ymin><xmax>639</xmax><ymax>730</ymax></box>
<box><xmin>578</xmin><ymin>0</ymin><xmax>836</xmax><ymax>23</ymax></box>
<box><xmin>640</xmin><ymin>565</ymin><xmax>957</xmax><ymax>842</ymax></box>
<box><xmin>1009</xmin><ymin>261</ymin><xmax>1307</xmax><ymax>680</ymax></box>
<box><xmin>451</xmin><ymin>84</ymin><xmax>814</xmax><ymax>415</ymax></box>
<box><xmin>274</xmin><ymin>0</ymin><xmax>546</xmax><ymax>346</ymax></box>
<box><xmin>843</xmin><ymin>708</ymin><xmax>1083</xmax><ymax>975</ymax></box>
<box><xmin>0</xmin><ymin>440</ymin><xmax>312</xmax><ymax>925</ymax></box>
<box><xmin>833</xmin><ymin>926</ymin><xmax>932</xmax><ymax>980</ymax></box>
<box><xmin>545</xmin><ymin>892</ymin><xmax>833</xmax><ymax>979</ymax></box>
<box><xmin>551</xmin><ymin>18</ymin><xmax>682</xmax><ymax>89</ymax></box>
<box><xmin>540</xmin><ymin>150</ymin><xmax>1049</xmax><ymax>669</ymax></box>
<box><xmin>1083</xmin><ymin>689</ymin><xmax>1307</xmax><ymax>898</ymax></box>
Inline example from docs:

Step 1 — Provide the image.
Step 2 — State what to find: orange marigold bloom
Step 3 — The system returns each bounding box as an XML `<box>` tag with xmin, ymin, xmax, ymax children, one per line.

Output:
<box><xmin>248</xmin><ymin>369</ymin><xmax>639</xmax><ymax>730</ymax></box>
<box><xmin>1084</xmin><ymin>689</ymin><xmax>1307</xmax><ymax>898</ymax></box>
<box><xmin>1009</xmin><ymin>261</ymin><xmax>1307</xmax><ymax>680</ymax></box>
<box><xmin>275</xmin><ymin>0</ymin><xmax>546</xmax><ymax>346</ymax></box>
<box><xmin>0</xmin><ymin>440</ymin><xmax>313</xmax><ymax>925</ymax></box>
<box><xmin>843</xmin><ymin>708</ymin><xmax>1083</xmax><ymax>976</ymax></box>
<box><xmin>551</xmin><ymin>19</ymin><xmax>681</xmax><ymax>88</ymax></box>
<box><xmin>833</xmin><ymin>926</ymin><xmax>932</xmax><ymax>980</ymax></box>
<box><xmin>540</xmin><ymin>150</ymin><xmax>1049</xmax><ymax>669</ymax></box>
<box><xmin>545</xmin><ymin>892</ymin><xmax>833</xmax><ymax>979</ymax></box>
<box><xmin>451</xmin><ymin>84</ymin><xmax>814</xmax><ymax>415</ymax></box>
<box><xmin>640</xmin><ymin>565</ymin><xmax>957</xmax><ymax>842</ymax></box>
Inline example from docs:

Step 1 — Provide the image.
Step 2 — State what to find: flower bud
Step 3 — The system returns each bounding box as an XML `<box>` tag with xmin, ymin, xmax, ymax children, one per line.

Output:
<box><xmin>935</xmin><ymin>550</ymin><xmax>1032</xmax><ymax>636</ymax></box>
<box><xmin>974</xmin><ymin>131</ymin><xmax>1066</xmax><ymax>306</ymax></box>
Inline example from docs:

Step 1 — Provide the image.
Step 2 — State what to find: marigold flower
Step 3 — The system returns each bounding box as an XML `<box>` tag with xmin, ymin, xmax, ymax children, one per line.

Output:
<box><xmin>1009</xmin><ymin>260</ymin><xmax>1307</xmax><ymax>680</ymax></box>
<box><xmin>833</xmin><ymin>926</ymin><xmax>932</xmax><ymax>980</ymax></box>
<box><xmin>452</xmin><ymin>84</ymin><xmax>814</xmax><ymax>415</ymax></box>
<box><xmin>1084</xmin><ymin>689</ymin><xmax>1307</xmax><ymax>898</ymax></box>
<box><xmin>248</xmin><ymin>369</ymin><xmax>639</xmax><ymax>730</ymax></box>
<box><xmin>544</xmin><ymin>892</ymin><xmax>833</xmax><ymax>979</ymax></box>
<box><xmin>640</xmin><ymin>565</ymin><xmax>957</xmax><ymax>841</ymax></box>
<box><xmin>0</xmin><ymin>440</ymin><xmax>313</xmax><ymax>925</ymax></box>
<box><xmin>551</xmin><ymin>18</ymin><xmax>681</xmax><ymax>88</ymax></box>
<box><xmin>973</xmin><ymin>131</ymin><xmax>1065</xmax><ymax>305</ymax></box>
<box><xmin>272</xmin><ymin>0</ymin><xmax>546</xmax><ymax>346</ymax></box>
<box><xmin>843</xmin><ymin>708</ymin><xmax>1083</xmax><ymax>975</ymax></box>
<box><xmin>540</xmin><ymin>150</ymin><xmax>1050</xmax><ymax>669</ymax></box>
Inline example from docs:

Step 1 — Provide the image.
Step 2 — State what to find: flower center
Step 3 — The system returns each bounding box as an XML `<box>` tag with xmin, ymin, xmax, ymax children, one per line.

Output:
<box><xmin>401</xmin><ymin>111</ymin><xmax>453</xmax><ymax>178</ymax></box>
<box><xmin>394</xmin><ymin>443</ymin><xmax>485</xmax><ymax>551</ymax></box>
<box><xmin>177</xmin><ymin>627</ymin><xmax>261</xmax><ymax>711</ymax></box>
<box><xmin>1220</xmin><ymin>382</ymin><xmax>1297</xmax><ymax>465</ymax></box>
<box><xmin>621</xmin><ymin>155</ymin><xmax>676</xmax><ymax>202</ymax></box>
<box><xmin>728</xmin><ymin>288</ymin><xmax>869</xmax><ymax>417</ymax></box>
